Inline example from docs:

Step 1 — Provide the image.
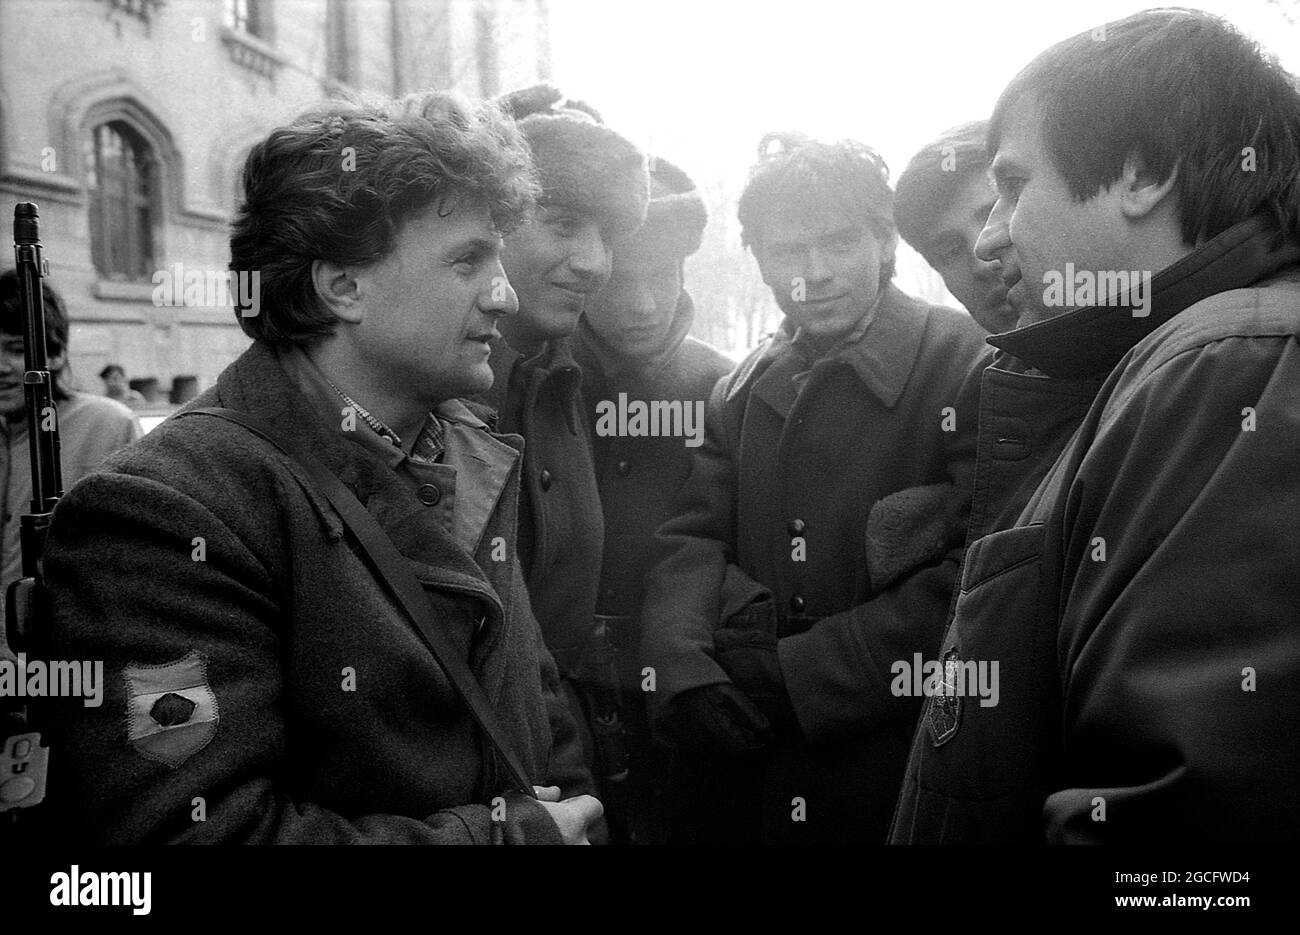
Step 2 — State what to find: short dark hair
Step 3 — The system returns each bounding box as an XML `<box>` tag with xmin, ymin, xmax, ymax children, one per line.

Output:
<box><xmin>230</xmin><ymin>91</ymin><xmax>538</xmax><ymax>347</ymax></box>
<box><xmin>0</xmin><ymin>269</ymin><xmax>70</xmax><ymax>401</ymax></box>
<box><xmin>737</xmin><ymin>132</ymin><xmax>897</xmax><ymax>283</ymax></box>
<box><xmin>895</xmin><ymin>120</ymin><xmax>990</xmax><ymax>256</ymax></box>
<box><xmin>989</xmin><ymin>8</ymin><xmax>1300</xmax><ymax>245</ymax></box>
<box><xmin>100</xmin><ymin>364</ymin><xmax>125</xmax><ymax>380</ymax></box>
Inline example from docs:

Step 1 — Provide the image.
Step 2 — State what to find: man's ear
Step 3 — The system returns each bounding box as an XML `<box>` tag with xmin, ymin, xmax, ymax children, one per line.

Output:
<box><xmin>1119</xmin><ymin>154</ymin><xmax>1179</xmax><ymax>221</ymax></box>
<box><xmin>311</xmin><ymin>260</ymin><xmax>365</xmax><ymax>325</ymax></box>
<box><xmin>47</xmin><ymin>350</ymin><xmax>66</xmax><ymax>373</ymax></box>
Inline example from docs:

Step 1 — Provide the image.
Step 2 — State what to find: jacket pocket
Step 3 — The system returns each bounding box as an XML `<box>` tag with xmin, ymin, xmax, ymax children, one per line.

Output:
<box><xmin>918</xmin><ymin>523</ymin><xmax>1050</xmax><ymax>802</ymax></box>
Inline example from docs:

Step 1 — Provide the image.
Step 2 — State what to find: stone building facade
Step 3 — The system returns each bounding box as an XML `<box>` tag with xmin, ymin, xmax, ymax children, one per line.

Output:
<box><xmin>0</xmin><ymin>0</ymin><xmax>551</xmax><ymax>401</ymax></box>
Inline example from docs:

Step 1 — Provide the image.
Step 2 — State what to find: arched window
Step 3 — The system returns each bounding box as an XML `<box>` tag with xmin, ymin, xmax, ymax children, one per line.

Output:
<box><xmin>84</xmin><ymin>121</ymin><xmax>157</xmax><ymax>281</ymax></box>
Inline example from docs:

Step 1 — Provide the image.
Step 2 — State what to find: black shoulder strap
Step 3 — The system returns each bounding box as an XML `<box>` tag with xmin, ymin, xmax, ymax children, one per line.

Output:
<box><xmin>177</xmin><ymin>407</ymin><xmax>534</xmax><ymax>796</ymax></box>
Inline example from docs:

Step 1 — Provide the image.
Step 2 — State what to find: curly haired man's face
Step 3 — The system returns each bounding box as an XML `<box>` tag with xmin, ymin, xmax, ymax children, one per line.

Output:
<box><xmin>753</xmin><ymin>206</ymin><xmax>892</xmax><ymax>348</ymax></box>
<box><xmin>349</xmin><ymin>198</ymin><xmax>517</xmax><ymax>402</ymax></box>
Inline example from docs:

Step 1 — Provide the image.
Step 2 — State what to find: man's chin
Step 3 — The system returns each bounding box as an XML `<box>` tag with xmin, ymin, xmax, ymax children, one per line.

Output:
<box><xmin>530</xmin><ymin>307</ymin><xmax>583</xmax><ymax>340</ymax></box>
<box><xmin>975</xmin><ymin>303</ymin><xmax>1020</xmax><ymax>334</ymax></box>
<box><xmin>458</xmin><ymin>365</ymin><xmax>496</xmax><ymax>398</ymax></box>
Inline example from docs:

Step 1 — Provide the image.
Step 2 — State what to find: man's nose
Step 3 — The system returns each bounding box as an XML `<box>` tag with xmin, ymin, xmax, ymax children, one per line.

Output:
<box><xmin>481</xmin><ymin>261</ymin><xmax>518</xmax><ymax>318</ymax></box>
<box><xmin>568</xmin><ymin>227</ymin><xmax>611</xmax><ymax>286</ymax></box>
<box><xmin>802</xmin><ymin>248</ymin><xmax>833</xmax><ymax>284</ymax></box>
<box><xmin>975</xmin><ymin>201</ymin><xmax>1011</xmax><ymax>263</ymax></box>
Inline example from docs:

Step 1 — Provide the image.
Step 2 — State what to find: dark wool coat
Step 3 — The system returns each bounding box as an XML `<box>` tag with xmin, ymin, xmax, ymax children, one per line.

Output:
<box><xmin>641</xmin><ymin>284</ymin><xmax>990</xmax><ymax>843</ymax></box>
<box><xmin>41</xmin><ymin>341</ymin><xmax>590</xmax><ymax>844</ymax></box>
<box><xmin>573</xmin><ymin>292</ymin><xmax>733</xmax><ymax>843</ymax></box>
<box><xmin>892</xmin><ymin>215</ymin><xmax>1300</xmax><ymax>844</ymax></box>
<box><xmin>481</xmin><ymin>337</ymin><xmax>604</xmax><ymax>677</ymax></box>
<box><xmin>574</xmin><ymin>293</ymin><xmax>733</xmax><ymax>635</ymax></box>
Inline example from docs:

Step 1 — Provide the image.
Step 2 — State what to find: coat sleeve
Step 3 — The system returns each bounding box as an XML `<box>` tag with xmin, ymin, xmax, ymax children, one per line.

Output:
<box><xmin>638</xmin><ymin>373</ymin><xmax>738</xmax><ymax>719</ymax></box>
<box><xmin>1040</xmin><ymin>338</ymin><xmax>1300</xmax><ymax>843</ymax></box>
<box><xmin>537</xmin><ymin>637</ymin><xmax>597</xmax><ymax>798</ymax></box>
<box><xmin>775</xmin><ymin>364</ymin><xmax>981</xmax><ymax>746</ymax></box>
<box><xmin>43</xmin><ymin>471</ymin><xmax>562</xmax><ymax>845</ymax></box>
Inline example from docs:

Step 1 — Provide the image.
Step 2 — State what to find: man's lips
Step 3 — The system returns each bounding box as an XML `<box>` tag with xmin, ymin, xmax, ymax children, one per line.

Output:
<box><xmin>802</xmin><ymin>294</ymin><xmax>847</xmax><ymax>306</ymax></box>
<box><xmin>552</xmin><ymin>282</ymin><xmax>591</xmax><ymax>300</ymax></box>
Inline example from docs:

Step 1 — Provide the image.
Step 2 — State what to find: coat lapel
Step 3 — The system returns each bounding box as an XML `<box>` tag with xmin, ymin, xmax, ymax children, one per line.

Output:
<box><xmin>205</xmin><ymin>342</ymin><xmax>502</xmax><ymax>662</ymax></box>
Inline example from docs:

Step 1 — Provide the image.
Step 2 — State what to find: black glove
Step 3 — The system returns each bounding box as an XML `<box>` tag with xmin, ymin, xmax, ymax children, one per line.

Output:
<box><xmin>713</xmin><ymin>629</ymin><xmax>801</xmax><ymax>738</ymax></box>
<box><xmin>663</xmin><ymin>682</ymin><xmax>772</xmax><ymax>757</ymax></box>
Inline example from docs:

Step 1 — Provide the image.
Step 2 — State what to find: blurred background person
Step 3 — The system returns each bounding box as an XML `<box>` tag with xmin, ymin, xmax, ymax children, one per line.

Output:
<box><xmin>0</xmin><ymin>270</ymin><xmax>141</xmax><ymax>629</ymax></box>
<box><xmin>99</xmin><ymin>363</ymin><xmax>147</xmax><ymax>408</ymax></box>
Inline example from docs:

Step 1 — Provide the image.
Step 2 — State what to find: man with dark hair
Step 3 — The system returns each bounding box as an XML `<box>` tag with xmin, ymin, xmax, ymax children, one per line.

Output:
<box><xmin>573</xmin><ymin>154</ymin><xmax>731</xmax><ymax>842</ymax></box>
<box><xmin>895</xmin><ymin>120</ymin><xmax>1017</xmax><ymax>333</ymax></box>
<box><xmin>41</xmin><ymin>92</ymin><xmax>600</xmax><ymax>844</ymax></box>
<box><xmin>484</xmin><ymin>85</ymin><xmax>648</xmax><ymax>807</ymax></box>
<box><xmin>892</xmin><ymin>9</ymin><xmax>1300</xmax><ymax>844</ymax></box>
<box><xmin>640</xmin><ymin>133</ymin><xmax>987</xmax><ymax>843</ymax></box>
<box><xmin>0</xmin><ymin>272</ymin><xmax>140</xmax><ymax>629</ymax></box>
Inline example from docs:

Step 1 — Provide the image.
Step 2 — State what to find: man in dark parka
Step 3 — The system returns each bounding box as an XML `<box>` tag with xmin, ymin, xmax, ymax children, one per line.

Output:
<box><xmin>640</xmin><ymin>134</ymin><xmax>989</xmax><ymax>843</ymax></box>
<box><xmin>573</xmin><ymin>155</ymin><xmax>732</xmax><ymax>842</ymax></box>
<box><xmin>891</xmin><ymin>9</ymin><xmax>1300</xmax><ymax>844</ymax></box>
<box><xmin>39</xmin><ymin>93</ymin><xmax>599</xmax><ymax>844</ymax></box>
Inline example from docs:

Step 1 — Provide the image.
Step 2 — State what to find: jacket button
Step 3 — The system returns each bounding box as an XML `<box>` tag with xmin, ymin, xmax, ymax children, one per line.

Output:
<box><xmin>417</xmin><ymin>483</ymin><xmax>442</xmax><ymax>506</ymax></box>
<box><xmin>787</xmin><ymin>518</ymin><xmax>806</xmax><ymax>536</ymax></box>
<box><xmin>789</xmin><ymin>595</ymin><xmax>806</xmax><ymax>613</ymax></box>
<box><xmin>616</xmin><ymin>460</ymin><xmax>631</xmax><ymax>476</ymax></box>
<box><xmin>539</xmin><ymin>469</ymin><xmax>553</xmax><ymax>490</ymax></box>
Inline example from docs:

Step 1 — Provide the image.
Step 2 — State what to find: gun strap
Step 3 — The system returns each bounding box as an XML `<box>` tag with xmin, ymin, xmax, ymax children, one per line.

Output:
<box><xmin>178</xmin><ymin>407</ymin><xmax>534</xmax><ymax>797</ymax></box>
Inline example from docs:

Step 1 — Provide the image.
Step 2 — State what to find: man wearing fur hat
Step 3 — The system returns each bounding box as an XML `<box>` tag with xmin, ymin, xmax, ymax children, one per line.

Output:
<box><xmin>573</xmin><ymin>156</ymin><xmax>732</xmax><ymax>843</ymax></box>
<box><xmin>640</xmin><ymin>133</ymin><xmax>989</xmax><ymax>844</ymax></box>
<box><xmin>483</xmin><ymin>85</ymin><xmax>649</xmax><ymax>813</ymax></box>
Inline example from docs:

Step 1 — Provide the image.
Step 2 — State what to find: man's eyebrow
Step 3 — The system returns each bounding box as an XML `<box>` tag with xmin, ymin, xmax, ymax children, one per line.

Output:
<box><xmin>444</xmin><ymin>235</ymin><xmax>502</xmax><ymax>256</ymax></box>
<box><xmin>806</xmin><ymin>225</ymin><xmax>866</xmax><ymax>246</ymax></box>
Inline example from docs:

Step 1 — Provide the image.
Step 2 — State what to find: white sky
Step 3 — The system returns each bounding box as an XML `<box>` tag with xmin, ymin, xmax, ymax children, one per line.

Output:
<box><xmin>550</xmin><ymin>0</ymin><xmax>1300</xmax><ymax>191</ymax></box>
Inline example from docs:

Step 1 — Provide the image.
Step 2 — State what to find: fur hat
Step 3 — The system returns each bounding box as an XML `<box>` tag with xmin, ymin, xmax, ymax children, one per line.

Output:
<box><xmin>496</xmin><ymin>84</ymin><xmax>649</xmax><ymax>241</ymax></box>
<box><xmin>634</xmin><ymin>156</ymin><xmax>708</xmax><ymax>260</ymax></box>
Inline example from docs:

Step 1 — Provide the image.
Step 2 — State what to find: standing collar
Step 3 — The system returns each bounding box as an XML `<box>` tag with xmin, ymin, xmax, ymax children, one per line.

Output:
<box><xmin>743</xmin><ymin>283</ymin><xmax>930</xmax><ymax>417</ymax></box>
<box><xmin>781</xmin><ymin>283</ymin><xmax>930</xmax><ymax>409</ymax></box>
<box><xmin>989</xmin><ymin>214</ymin><xmax>1300</xmax><ymax>378</ymax></box>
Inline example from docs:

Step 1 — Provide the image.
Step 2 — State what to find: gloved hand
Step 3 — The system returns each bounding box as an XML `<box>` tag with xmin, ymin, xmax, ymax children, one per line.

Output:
<box><xmin>663</xmin><ymin>682</ymin><xmax>772</xmax><ymax>756</ymax></box>
<box><xmin>713</xmin><ymin>629</ymin><xmax>801</xmax><ymax>738</ymax></box>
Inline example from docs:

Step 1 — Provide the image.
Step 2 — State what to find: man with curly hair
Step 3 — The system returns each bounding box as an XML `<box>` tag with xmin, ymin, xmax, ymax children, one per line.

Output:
<box><xmin>40</xmin><ymin>92</ymin><xmax>600</xmax><ymax>844</ymax></box>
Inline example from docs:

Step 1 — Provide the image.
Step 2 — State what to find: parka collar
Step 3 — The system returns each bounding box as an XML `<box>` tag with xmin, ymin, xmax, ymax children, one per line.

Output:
<box><xmin>989</xmin><ymin>214</ymin><xmax>1300</xmax><ymax>379</ymax></box>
